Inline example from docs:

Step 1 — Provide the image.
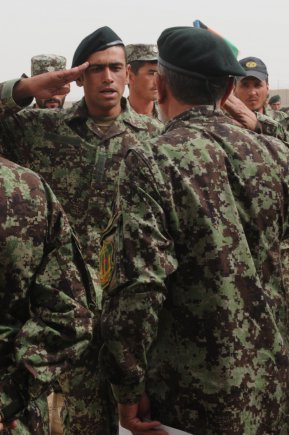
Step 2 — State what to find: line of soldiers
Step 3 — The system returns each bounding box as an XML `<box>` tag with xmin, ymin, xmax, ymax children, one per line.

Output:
<box><xmin>1</xmin><ymin>23</ymin><xmax>289</xmax><ymax>435</ymax></box>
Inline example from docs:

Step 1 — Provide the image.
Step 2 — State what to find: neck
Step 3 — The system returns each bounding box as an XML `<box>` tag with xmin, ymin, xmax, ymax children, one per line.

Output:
<box><xmin>128</xmin><ymin>95</ymin><xmax>155</xmax><ymax>116</ymax></box>
<box><xmin>164</xmin><ymin>98</ymin><xmax>221</xmax><ymax>122</ymax></box>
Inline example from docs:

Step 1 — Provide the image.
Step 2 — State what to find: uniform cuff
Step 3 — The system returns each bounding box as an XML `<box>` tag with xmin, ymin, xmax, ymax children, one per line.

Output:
<box><xmin>0</xmin><ymin>371</ymin><xmax>28</xmax><ymax>422</ymax></box>
<box><xmin>111</xmin><ymin>381</ymin><xmax>145</xmax><ymax>404</ymax></box>
<box><xmin>1</xmin><ymin>78</ymin><xmax>33</xmax><ymax>110</ymax></box>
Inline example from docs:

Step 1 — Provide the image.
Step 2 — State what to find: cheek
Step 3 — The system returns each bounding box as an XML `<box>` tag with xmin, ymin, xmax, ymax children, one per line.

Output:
<box><xmin>83</xmin><ymin>76</ymin><xmax>100</xmax><ymax>92</ymax></box>
<box><xmin>115</xmin><ymin>73</ymin><xmax>127</xmax><ymax>88</ymax></box>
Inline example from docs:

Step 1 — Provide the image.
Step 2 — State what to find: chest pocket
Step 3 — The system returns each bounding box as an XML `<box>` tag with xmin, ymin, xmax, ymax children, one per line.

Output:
<box><xmin>43</xmin><ymin>132</ymin><xmax>97</xmax><ymax>200</ymax></box>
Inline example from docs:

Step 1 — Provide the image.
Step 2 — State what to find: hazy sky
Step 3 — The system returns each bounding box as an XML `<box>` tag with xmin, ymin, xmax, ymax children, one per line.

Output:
<box><xmin>3</xmin><ymin>0</ymin><xmax>288</xmax><ymax>101</ymax></box>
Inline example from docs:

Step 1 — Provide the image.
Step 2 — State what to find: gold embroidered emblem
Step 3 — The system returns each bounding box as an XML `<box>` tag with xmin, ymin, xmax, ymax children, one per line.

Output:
<box><xmin>245</xmin><ymin>61</ymin><xmax>257</xmax><ymax>68</ymax></box>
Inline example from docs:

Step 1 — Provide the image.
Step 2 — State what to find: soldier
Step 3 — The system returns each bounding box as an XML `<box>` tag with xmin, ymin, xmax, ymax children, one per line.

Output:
<box><xmin>231</xmin><ymin>56</ymin><xmax>289</xmax><ymax>127</ymax></box>
<box><xmin>126</xmin><ymin>44</ymin><xmax>160</xmax><ymax>119</ymax></box>
<box><xmin>100</xmin><ymin>26</ymin><xmax>289</xmax><ymax>434</ymax></box>
<box><xmin>269</xmin><ymin>94</ymin><xmax>281</xmax><ymax>111</ymax></box>
<box><xmin>0</xmin><ymin>156</ymin><xmax>93</xmax><ymax>434</ymax></box>
<box><xmin>30</xmin><ymin>54</ymin><xmax>70</xmax><ymax>432</ymax></box>
<box><xmin>31</xmin><ymin>54</ymin><xmax>67</xmax><ymax>109</ymax></box>
<box><xmin>0</xmin><ymin>26</ymin><xmax>162</xmax><ymax>434</ymax></box>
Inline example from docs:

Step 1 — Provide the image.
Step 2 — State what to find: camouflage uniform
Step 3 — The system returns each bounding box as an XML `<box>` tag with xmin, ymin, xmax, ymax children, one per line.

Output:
<box><xmin>100</xmin><ymin>106</ymin><xmax>289</xmax><ymax>434</ymax></box>
<box><xmin>30</xmin><ymin>54</ymin><xmax>69</xmax><ymax>431</ymax></box>
<box><xmin>0</xmin><ymin>79</ymin><xmax>162</xmax><ymax>434</ymax></box>
<box><xmin>0</xmin><ymin>157</ymin><xmax>93</xmax><ymax>434</ymax></box>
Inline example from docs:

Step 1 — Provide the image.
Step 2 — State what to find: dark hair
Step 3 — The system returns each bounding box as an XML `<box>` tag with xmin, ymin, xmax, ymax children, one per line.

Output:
<box><xmin>158</xmin><ymin>64</ymin><xmax>230</xmax><ymax>105</ymax></box>
<box><xmin>130</xmin><ymin>60</ymin><xmax>157</xmax><ymax>74</ymax></box>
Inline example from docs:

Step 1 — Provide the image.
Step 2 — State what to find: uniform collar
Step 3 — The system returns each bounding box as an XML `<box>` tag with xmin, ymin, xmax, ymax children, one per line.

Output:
<box><xmin>64</xmin><ymin>97</ymin><xmax>153</xmax><ymax>131</ymax></box>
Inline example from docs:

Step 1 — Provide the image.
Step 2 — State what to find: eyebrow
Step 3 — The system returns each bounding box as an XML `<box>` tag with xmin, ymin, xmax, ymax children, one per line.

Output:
<box><xmin>88</xmin><ymin>62</ymin><xmax>124</xmax><ymax>68</ymax></box>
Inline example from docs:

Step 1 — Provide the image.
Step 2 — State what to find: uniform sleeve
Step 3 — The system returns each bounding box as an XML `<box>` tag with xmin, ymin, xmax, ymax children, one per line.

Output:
<box><xmin>256</xmin><ymin>112</ymin><xmax>289</xmax><ymax>143</ymax></box>
<box><xmin>0</xmin><ymin>78</ymin><xmax>35</xmax><ymax>162</ymax></box>
<box><xmin>0</xmin><ymin>177</ymin><xmax>94</xmax><ymax>422</ymax></box>
<box><xmin>0</xmin><ymin>79</ymin><xmax>33</xmax><ymax>117</ymax></box>
<box><xmin>99</xmin><ymin>148</ymin><xmax>178</xmax><ymax>404</ymax></box>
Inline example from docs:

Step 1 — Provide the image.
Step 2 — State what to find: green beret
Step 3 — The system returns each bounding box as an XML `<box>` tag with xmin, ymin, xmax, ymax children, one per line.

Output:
<box><xmin>269</xmin><ymin>94</ymin><xmax>281</xmax><ymax>104</ymax></box>
<box><xmin>126</xmin><ymin>44</ymin><xmax>158</xmax><ymax>63</ymax></box>
<box><xmin>72</xmin><ymin>26</ymin><xmax>124</xmax><ymax>67</ymax></box>
<box><xmin>31</xmin><ymin>54</ymin><xmax>66</xmax><ymax>76</ymax></box>
<box><xmin>157</xmin><ymin>26</ymin><xmax>245</xmax><ymax>78</ymax></box>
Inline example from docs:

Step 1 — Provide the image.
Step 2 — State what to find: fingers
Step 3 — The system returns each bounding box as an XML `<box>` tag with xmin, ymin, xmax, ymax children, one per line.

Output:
<box><xmin>120</xmin><ymin>418</ymin><xmax>168</xmax><ymax>435</ymax></box>
<box><xmin>59</xmin><ymin>62</ymin><xmax>89</xmax><ymax>84</ymax></box>
<box><xmin>55</xmin><ymin>84</ymin><xmax>71</xmax><ymax>96</ymax></box>
<box><xmin>0</xmin><ymin>420</ymin><xmax>17</xmax><ymax>432</ymax></box>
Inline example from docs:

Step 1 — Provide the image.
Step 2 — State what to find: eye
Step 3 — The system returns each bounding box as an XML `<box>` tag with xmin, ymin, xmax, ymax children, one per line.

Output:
<box><xmin>111</xmin><ymin>65</ymin><xmax>122</xmax><ymax>72</ymax></box>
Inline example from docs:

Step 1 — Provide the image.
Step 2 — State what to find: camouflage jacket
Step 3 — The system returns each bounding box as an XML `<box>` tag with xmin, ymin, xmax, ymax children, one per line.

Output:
<box><xmin>0</xmin><ymin>79</ymin><xmax>162</xmax><ymax>305</ymax></box>
<box><xmin>255</xmin><ymin>105</ymin><xmax>289</xmax><ymax>142</ymax></box>
<box><xmin>100</xmin><ymin>106</ymin><xmax>289</xmax><ymax>434</ymax></box>
<box><xmin>0</xmin><ymin>157</ymin><xmax>93</xmax><ymax>430</ymax></box>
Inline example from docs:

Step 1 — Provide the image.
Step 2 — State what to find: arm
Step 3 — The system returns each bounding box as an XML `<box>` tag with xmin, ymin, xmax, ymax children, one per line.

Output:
<box><xmin>0</xmin><ymin>62</ymin><xmax>88</xmax><ymax>119</ymax></box>
<box><xmin>12</xmin><ymin>62</ymin><xmax>88</xmax><ymax>104</ymax></box>
<box><xmin>100</xmin><ymin>149</ymin><xmax>177</xmax><ymax>432</ymax></box>
<box><xmin>0</xmin><ymin>172</ymin><xmax>94</xmax><ymax>424</ymax></box>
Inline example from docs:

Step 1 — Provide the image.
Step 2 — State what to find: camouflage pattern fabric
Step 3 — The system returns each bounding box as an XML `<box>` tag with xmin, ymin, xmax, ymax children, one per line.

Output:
<box><xmin>257</xmin><ymin>106</ymin><xmax>289</xmax><ymax>294</ymax></box>
<box><xmin>264</xmin><ymin>105</ymin><xmax>289</xmax><ymax>123</ymax></box>
<box><xmin>0</xmin><ymin>78</ymin><xmax>162</xmax><ymax>434</ymax></box>
<box><xmin>125</xmin><ymin>44</ymin><xmax>158</xmax><ymax>63</ymax></box>
<box><xmin>255</xmin><ymin>106</ymin><xmax>289</xmax><ymax>141</ymax></box>
<box><xmin>31</xmin><ymin>54</ymin><xmax>66</xmax><ymax>76</ymax></box>
<box><xmin>100</xmin><ymin>106</ymin><xmax>289</xmax><ymax>435</ymax></box>
<box><xmin>0</xmin><ymin>157</ymin><xmax>93</xmax><ymax>434</ymax></box>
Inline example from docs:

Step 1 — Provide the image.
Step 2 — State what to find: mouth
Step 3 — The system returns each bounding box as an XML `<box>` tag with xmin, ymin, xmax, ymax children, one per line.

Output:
<box><xmin>100</xmin><ymin>88</ymin><xmax>117</xmax><ymax>96</ymax></box>
<box><xmin>247</xmin><ymin>99</ymin><xmax>259</xmax><ymax>106</ymax></box>
<box><xmin>45</xmin><ymin>98</ymin><xmax>61</xmax><ymax>104</ymax></box>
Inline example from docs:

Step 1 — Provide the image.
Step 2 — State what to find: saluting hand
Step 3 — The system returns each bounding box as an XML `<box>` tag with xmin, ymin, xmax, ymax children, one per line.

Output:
<box><xmin>12</xmin><ymin>62</ymin><xmax>89</xmax><ymax>102</ymax></box>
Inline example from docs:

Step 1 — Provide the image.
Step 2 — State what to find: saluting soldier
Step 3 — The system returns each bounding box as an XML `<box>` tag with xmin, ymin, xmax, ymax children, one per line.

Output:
<box><xmin>0</xmin><ymin>26</ymin><xmax>162</xmax><ymax>435</ymax></box>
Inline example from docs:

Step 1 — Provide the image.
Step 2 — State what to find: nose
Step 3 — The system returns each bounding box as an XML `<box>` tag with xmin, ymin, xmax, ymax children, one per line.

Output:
<box><xmin>102</xmin><ymin>67</ymin><xmax>113</xmax><ymax>84</ymax></box>
<box><xmin>248</xmin><ymin>85</ymin><xmax>257</xmax><ymax>95</ymax></box>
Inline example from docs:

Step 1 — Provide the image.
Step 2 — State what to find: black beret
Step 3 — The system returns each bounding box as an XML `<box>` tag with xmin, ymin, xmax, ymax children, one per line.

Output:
<box><xmin>157</xmin><ymin>26</ymin><xmax>245</xmax><ymax>78</ymax></box>
<box><xmin>269</xmin><ymin>94</ymin><xmax>281</xmax><ymax>104</ymax></box>
<box><xmin>72</xmin><ymin>26</ymin><xmax>124</xmax><ymax>67</ymax></box>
